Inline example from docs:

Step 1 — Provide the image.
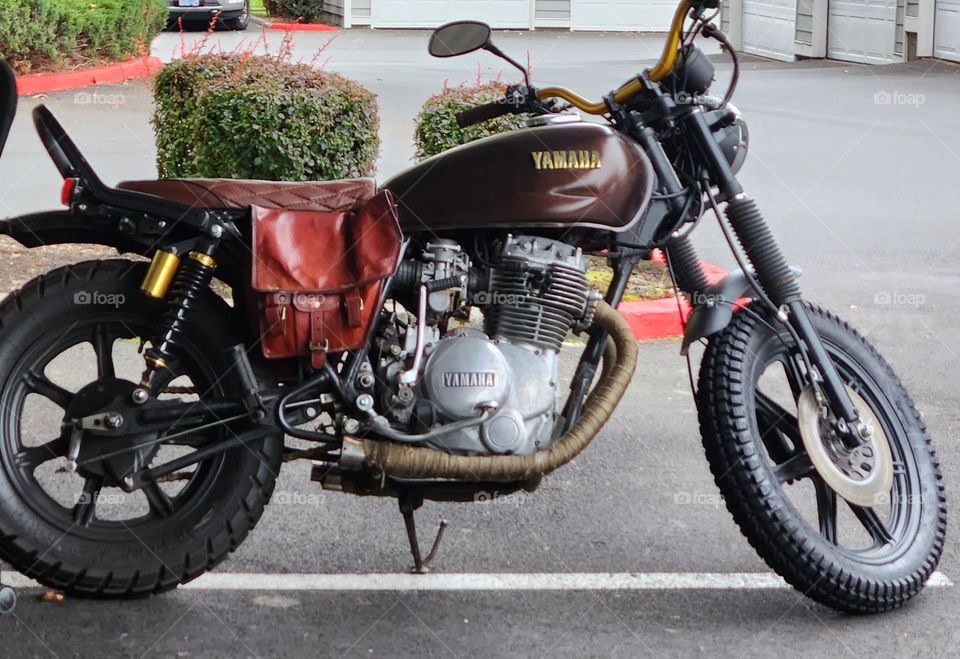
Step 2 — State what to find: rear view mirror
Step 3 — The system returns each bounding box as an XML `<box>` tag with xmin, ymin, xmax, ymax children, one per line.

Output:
<box><xmin>429</xmin><ymin>21</ymin><xmax>492</xmax><ymax>58</ymax></box>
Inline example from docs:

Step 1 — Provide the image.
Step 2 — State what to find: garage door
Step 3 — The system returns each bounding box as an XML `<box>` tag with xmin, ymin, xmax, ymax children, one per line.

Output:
<box><xmin>571</xmin><ymin>0</ymin><xmax>675</xmax><ymax>31</ymax></box>
<box><xmin>935</xmin><ymin>0</ymin><xmax>960</xmax><ymax>62</ymax></box>
<box><xmin>828</xmin><ymin>0</ymin><xmax>898</xmax><ymax>64</ymax></box>
<box><xmin>372</xmin><ymin>0</ymin><xmax>532</xmax><ymax>28</ymax></box>
<box><xmin>741</xmin><ymin>0</ymin><xmax>797</xmax><ymax>61</ymax></box>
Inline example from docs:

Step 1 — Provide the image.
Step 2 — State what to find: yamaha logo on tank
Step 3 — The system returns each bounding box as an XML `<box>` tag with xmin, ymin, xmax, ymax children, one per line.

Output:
<box><xmin>531</xmin><ymin>150</ymin><xmax>602</xmax><ymax>170</ymax></box>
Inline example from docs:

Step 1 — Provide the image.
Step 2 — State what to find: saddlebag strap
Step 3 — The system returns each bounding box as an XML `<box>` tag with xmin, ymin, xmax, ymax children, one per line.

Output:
<box><xmin>342</xmin><ymin>289</ymin><xmax>363</xmax><ymax>328</ymax></box>
<box><xmin>308</xmin><ymin>306</ymin><xmax>327</xmax><ymax>369</ymax></box>
<box><xmin>264</xmin><ymin>303</ymin><xmax>287</xmax><ymax>337</ymax></box>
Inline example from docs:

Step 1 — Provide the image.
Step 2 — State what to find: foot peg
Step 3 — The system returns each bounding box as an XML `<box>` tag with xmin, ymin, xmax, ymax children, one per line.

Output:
<box><xmin>398</xmin><ymin>493</ymin><xmax>448</xmax><ymax>574</ymax></box>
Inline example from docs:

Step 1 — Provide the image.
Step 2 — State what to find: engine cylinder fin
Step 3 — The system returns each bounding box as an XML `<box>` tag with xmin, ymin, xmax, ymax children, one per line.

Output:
<box><xmin>483</xmin><ymin>240</ymin><xmax>591</xmax><ymax>352</ymax></box>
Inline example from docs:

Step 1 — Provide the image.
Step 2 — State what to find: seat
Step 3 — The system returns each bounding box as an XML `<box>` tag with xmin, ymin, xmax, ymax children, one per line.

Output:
<box><xmin>116</xmin><ymin>178</ymin><xmax>377</xmax><ymax>213</ymax></box>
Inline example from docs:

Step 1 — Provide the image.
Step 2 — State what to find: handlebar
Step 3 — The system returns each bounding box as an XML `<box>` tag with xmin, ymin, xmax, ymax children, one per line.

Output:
<box><xmin>455</xmin><ymin>0</ymin><xmax>696</xmax><ymax>124</ymax></box>
<box><xmin>456</xmin><ymin>101</ymin><xmax>514</xmax><ymax>128</ymax></box>
<box><xmin>537</xmin><ymin>0</ymin><xmax>692</xmax><ymax>115</ymax></box>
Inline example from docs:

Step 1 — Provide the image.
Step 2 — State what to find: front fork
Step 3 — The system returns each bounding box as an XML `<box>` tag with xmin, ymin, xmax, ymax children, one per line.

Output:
<box><xmin>680</xmin><ymin>108</ymin><xmax>865</xmax><ymax>440</ymax></box>
<box><xmin>562</xmin><ymin>104</ymin><xmax>867</xmax><ymax>443</ymax></box>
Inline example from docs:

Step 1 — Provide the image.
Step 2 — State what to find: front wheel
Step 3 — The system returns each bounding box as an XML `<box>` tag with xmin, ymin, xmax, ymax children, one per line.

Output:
<box><xmin>697</xmin><ymin>302</ymin><xmax>946</xmax><ymax>613</ymax></box>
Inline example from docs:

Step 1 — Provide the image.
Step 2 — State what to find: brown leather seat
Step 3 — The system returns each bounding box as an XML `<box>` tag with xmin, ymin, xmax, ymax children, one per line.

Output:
<box><xmin>116</xmin><ymin>178</ymin><xmax>377</xmax><ymax>213</ymax></box>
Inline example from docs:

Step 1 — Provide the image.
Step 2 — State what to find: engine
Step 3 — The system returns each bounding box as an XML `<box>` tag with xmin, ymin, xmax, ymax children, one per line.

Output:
<box><xmin>369</xmin><ymin>235</ymin><xmax>598</xmax><ymax>456</ymax></box>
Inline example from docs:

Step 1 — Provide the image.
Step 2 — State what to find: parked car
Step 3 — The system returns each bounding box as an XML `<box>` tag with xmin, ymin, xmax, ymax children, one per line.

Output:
<box><xmin>166</xmin><ymin>0</ymin><xmax>249</xmax><ymax>31</ymax></box>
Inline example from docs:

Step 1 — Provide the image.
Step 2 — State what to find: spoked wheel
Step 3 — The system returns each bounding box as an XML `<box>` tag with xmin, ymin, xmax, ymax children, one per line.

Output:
<box><xmin>0</xmin><ymin>261</ymin><xmax>281</xmax><ymax>598</ymax></box>
<box><xmin>698</xmin><ymin>302</ymin><xmax>946</xmax><ymax>613</ymax></box>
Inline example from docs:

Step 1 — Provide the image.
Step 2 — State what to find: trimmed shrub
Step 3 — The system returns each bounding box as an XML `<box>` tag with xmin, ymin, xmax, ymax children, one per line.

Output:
<box><xmin>0</xmin><ymin>0</ymin><xmax>168</xmax><ymax>74</ymax></box>
<box><xmin>414</xmin><ymin>82</ymin><xmax>528</xmax><ymax>161</ymax></box>
<box><xmin>153</xmin><ymin>53</ymin><xmax>380</xmax><ymax>181</ymax></box>
<box><xmin>264</xmin><ymin>0</ymin><xmax>327</xmax><ymax>22</ymax></box>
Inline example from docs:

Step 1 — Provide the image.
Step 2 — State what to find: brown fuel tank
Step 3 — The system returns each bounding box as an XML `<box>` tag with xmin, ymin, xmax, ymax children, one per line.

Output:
<box><xmin>383</xmin><ymin>120</ymin><xmax>655</xmax><ymax>233</ymax></box>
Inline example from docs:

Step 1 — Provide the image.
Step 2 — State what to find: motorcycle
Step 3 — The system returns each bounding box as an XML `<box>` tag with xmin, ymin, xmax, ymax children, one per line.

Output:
<box><xmin>0</xmin><ymin>0</ymin><xmax>943</xmax><ymax>614</ymax></box>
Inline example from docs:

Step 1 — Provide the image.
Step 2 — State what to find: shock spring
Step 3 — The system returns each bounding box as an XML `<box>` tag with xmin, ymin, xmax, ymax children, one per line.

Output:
<box><xmin>141</xmin><ymin>250</ymin><xmax>217</xmax><ymax>386</ymax></box>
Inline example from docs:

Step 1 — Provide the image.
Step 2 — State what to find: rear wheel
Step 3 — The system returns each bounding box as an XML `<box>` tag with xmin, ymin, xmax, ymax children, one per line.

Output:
<box><xmin>697</xmin><ymin>302</ymin><xmax>946</xmax><ymax>613</ymax></box>
<box><xmin>0</xmin><ymin>260</ymin><xmax>281</xmax><ymax>598</ymax></box>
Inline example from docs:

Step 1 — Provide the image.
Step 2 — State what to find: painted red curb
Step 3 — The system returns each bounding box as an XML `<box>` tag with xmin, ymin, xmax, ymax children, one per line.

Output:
<box><xmin>270</xmin><ymin>22</ymin><xmax>339</xmax><ymax>32</ymax></box>
<box><xmin>616</xmin><ymin>249</ymin><xmax>731</xmax><ymax>341</ymax></box>
<box><xmin>16</xmin><ymin>57</ymin><xmax>163</xmax><ymax>96</ymax></box>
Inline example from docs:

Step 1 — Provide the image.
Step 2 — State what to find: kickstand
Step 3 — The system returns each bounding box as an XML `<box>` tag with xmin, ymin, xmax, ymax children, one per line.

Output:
<box><xmin>398</xmin><ymin>492</ymin><xmax>448</xmax><ymax>574</ymax></box>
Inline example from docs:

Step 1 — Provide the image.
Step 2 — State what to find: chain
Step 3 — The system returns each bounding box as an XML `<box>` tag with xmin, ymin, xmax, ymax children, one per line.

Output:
<box><xmin>161</xmin><ymin>386</ymin><xmax>197</xmax><ymax>396</ymax></box>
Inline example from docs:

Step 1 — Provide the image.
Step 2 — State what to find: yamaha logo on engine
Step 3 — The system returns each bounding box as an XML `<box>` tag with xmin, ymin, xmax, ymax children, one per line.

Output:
<box><xmin>442</xmin><ymin>372</ymin><xmax>497</xmax><ymax>387</ymax></box>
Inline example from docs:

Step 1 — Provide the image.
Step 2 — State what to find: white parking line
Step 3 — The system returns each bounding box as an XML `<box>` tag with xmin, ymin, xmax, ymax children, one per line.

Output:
<box><xmin>0</xmin><ymin>571</ymin><xmax>953</xmax><ymax>591</ymax></box>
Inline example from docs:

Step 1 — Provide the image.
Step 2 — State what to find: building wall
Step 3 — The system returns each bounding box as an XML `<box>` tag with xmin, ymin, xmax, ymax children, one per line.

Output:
<box><xmin>795</xmin><ymin>0</ymin><xmax>815</xmax><ymax>44</ymax></box>
<box><xmin>353</xmin><ymin>0</ymin><xmax>372</xmax><ymax>24</ymax></box>
<box><xmin>896</xmin><ymin>0</ymin><xmax>905</xmax><ymax>54</ymax></box>
<box><xmin>536</xmin><ymin>0</ymin><xmax>571</xmax><ymax>26</ymax></box>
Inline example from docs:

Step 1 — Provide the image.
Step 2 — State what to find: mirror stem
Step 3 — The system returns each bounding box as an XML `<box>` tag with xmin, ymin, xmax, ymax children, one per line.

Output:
<box><xmin>484</xmin><ymin>43</ymin><xmax>531</xmax><ymax>87</ymax></box>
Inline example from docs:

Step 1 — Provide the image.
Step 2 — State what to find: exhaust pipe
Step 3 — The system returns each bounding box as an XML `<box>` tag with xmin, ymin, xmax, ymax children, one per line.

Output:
<box><xmin>348</xmin><ymin>301</ymin><xmax>637</xmax><ymax>482</ymax></box>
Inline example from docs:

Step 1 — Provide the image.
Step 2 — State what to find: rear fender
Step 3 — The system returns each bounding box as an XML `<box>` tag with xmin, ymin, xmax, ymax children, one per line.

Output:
<box><xmin>0</xmin><ymin>210</ymin><xmax>148</xmax><ymax>252</ymax></box>
<box><xmin>0</xmin><ymin>210</ymin><xmax>247</xmax><ymax>290</ymax></box>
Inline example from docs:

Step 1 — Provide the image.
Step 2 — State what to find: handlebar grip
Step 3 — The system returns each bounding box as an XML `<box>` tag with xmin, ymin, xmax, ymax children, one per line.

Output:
<box><xmin>455</xmin><ymin>101</ymin><xmax>512</xmax><ymax>128</ymax></box>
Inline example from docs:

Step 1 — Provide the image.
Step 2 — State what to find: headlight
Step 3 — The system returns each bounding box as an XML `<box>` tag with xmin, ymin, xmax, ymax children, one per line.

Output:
<box><xmin>702</xmin><ymin>98</ymin><xmax>750</xmax><ymax>174</ymax></box>
<box><xmin>662</xmin><ymin>46</ymin><xmax>716</xmax><ymax>100</ymax></box>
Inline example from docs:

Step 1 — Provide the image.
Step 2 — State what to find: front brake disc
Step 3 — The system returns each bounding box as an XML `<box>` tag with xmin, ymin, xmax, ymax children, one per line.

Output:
<box><xmin>796</xmin><ymin>385</ymin><xmax>893</xmax><ymax>507</ymax></box>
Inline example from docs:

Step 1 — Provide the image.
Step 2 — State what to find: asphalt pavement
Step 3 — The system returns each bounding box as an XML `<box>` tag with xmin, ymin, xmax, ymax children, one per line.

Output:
<box><xmin>0</xmin><ymin>26</ymin><xmax>959</xmax><ymax>658</ymax></box>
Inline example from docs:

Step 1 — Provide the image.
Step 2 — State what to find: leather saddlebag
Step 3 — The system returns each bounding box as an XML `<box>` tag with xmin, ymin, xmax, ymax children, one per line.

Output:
<box><xmin>251</xmin><ymin>189</ymin><xmax>402</xmax><ymax>368</ymax></box>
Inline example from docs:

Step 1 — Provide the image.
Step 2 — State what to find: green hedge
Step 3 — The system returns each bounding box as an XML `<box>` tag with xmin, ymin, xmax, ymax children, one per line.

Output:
<box><xmin>153</xmin><ymin>54</ymin><xmax>380</xmax><ymax>181</ymax></box>
<box><xmin>263</xmin><ymin>0</ymin><xmax>326</xmax><ymax>22</ymax></box>
<box><xmin>0</xmin><ymin>0</ymin><xmax>168</xmax><ymax>74</ymax></box>
<box><xmin>414</xmin><ymin>82</ymin><xmax>527</xmax><ymax>161</ymax></box>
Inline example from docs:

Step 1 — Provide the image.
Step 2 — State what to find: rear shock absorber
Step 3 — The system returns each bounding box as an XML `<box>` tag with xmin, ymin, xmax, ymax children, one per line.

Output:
<box><xmin>139</xmin><ymin>249</ymin><xmax>218</xmax><ymax>390</ymax></box>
